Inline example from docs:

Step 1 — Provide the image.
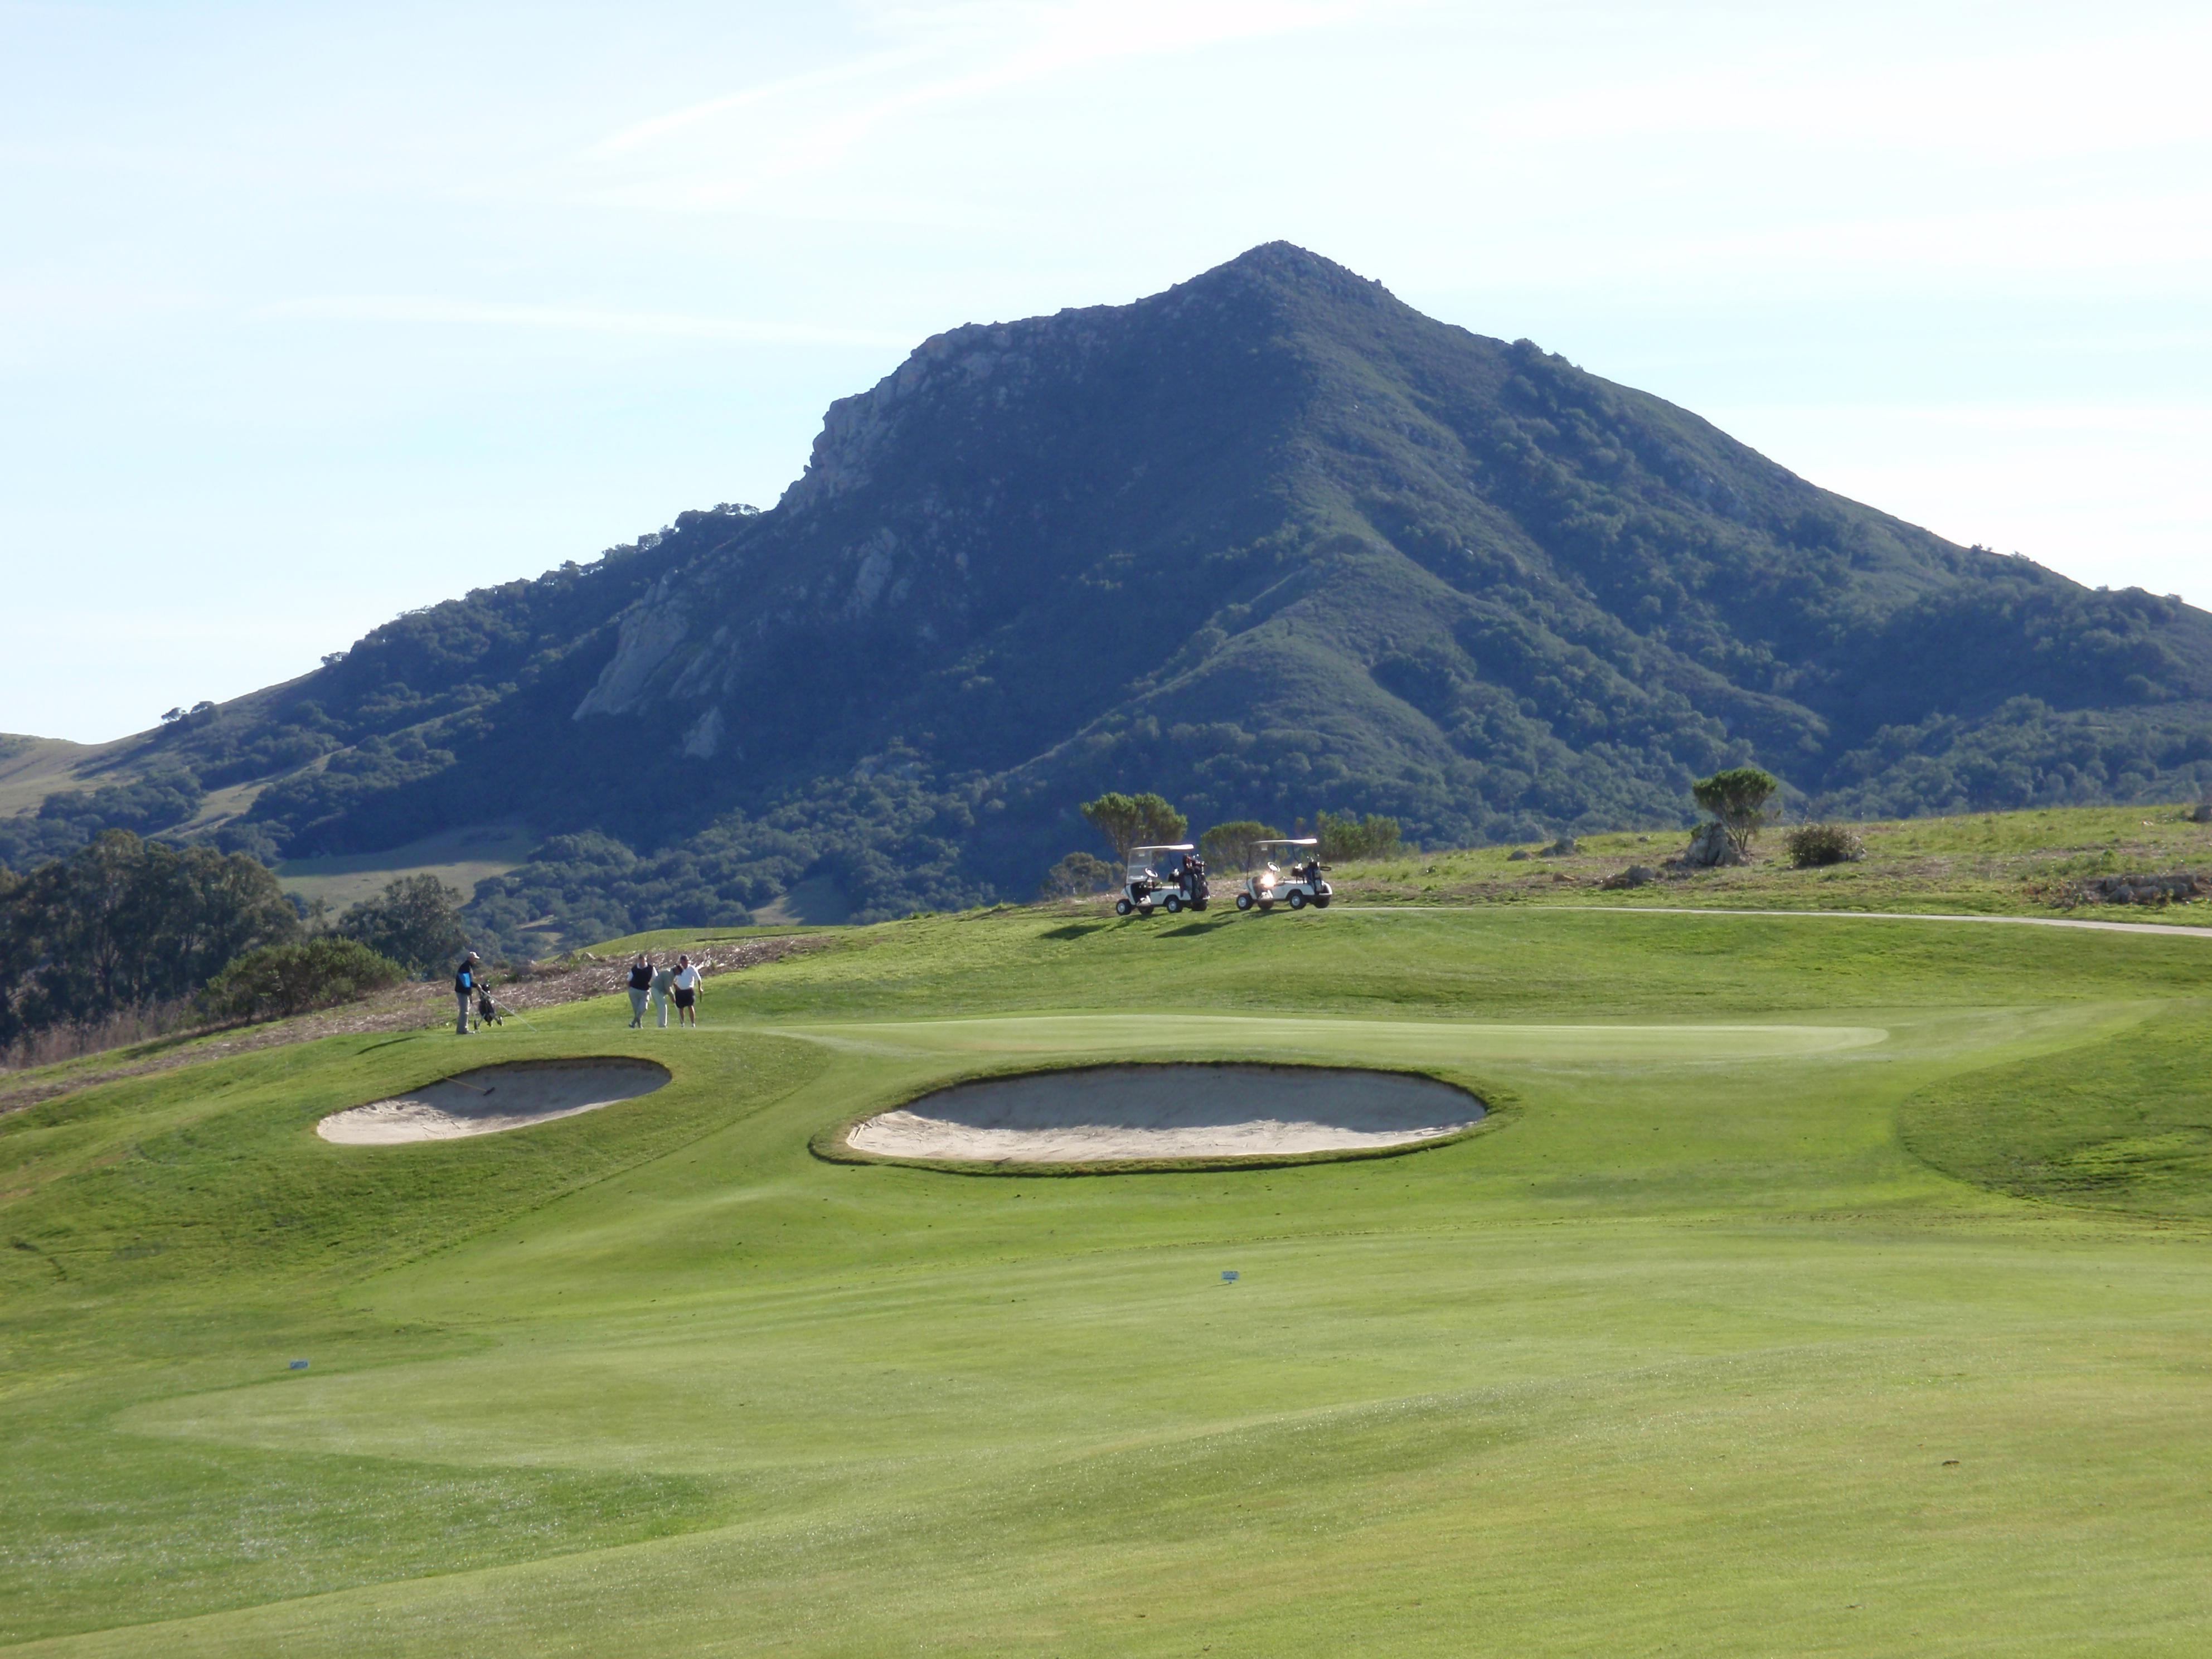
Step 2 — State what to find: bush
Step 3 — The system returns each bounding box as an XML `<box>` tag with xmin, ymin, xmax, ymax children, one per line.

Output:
<box><xmin>198</xmin><ymin>937</ymin><xmax>406</xmax><ymax>1022</ymax></box>
<box><xmin>1785</xmin><ymin>823</ymin><xmax>1865</xmax><ymax>868</ymax></box>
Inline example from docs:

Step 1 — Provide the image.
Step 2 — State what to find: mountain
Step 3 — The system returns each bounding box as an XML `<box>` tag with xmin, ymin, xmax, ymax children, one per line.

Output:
<box><xmin>7</xmin><ymin>244</ymin><xmax>2211</xmax><ymax>944</ymax></box>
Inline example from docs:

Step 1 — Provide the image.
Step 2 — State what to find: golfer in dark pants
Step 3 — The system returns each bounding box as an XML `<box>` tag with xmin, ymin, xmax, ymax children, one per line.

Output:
<box><xmin>671</xmin><ymin>954</ymin><xmax>702</xmax><ymax>1027</ymax></box>
<box><xmin>454</xmin><ymin>952</ymin><xmax>481</xmax><ymax>1035</ymax></box>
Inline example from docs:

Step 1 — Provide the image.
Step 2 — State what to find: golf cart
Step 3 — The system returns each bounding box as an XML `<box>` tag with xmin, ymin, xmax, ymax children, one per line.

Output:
<box><xmin>1115</xmin><ymin>844</ymin><xmax>1209</xmax><ymax>916</ymax></box>
<box><xmin>1235</xmin><ymin>838</ymin><xmax>1332</xmax><ymax>911</ymax></box>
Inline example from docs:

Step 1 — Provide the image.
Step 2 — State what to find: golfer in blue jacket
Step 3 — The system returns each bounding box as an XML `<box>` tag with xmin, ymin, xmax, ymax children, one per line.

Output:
<box><xmin>454</xmin><ymin>952</ymin><xmax>481</xmax><ymax>1035</ymax></box>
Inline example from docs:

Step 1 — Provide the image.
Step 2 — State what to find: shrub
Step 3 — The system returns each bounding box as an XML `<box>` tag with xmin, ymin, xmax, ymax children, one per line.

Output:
<box><xmin>1785</xmin><ymin>824</ymin><xmax>1865</xmax><ymax>868</ymax></box>
<box><xmin>198</xmin><ymin>937</ymin><xmax>406</xmax><ymax>1022</ymax></box>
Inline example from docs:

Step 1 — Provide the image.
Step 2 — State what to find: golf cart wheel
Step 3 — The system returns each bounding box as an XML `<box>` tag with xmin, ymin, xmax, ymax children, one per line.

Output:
<box><xmin>1164</xmin><ymin>894</ymin><xmax>1183</xmax><ymax>914</ymax></box>
<box><xmin>1114</xmin><ymin>898</ymin><xmax>1132</xmax><ymax>916</ymax></box>
<box><xmin>1235</xmin><ymin>892</ymin><xmax>1254</xmax><ymax>911</ymax></box>
<box><xmin>1288</xmin><ymin>890</ymin><xmax>1308</xmax><ymax>910</ymax></box>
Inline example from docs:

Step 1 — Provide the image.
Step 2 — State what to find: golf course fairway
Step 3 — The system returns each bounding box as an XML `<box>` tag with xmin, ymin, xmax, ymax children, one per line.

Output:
<box><xmin>5</xmin><ymin>904</ymin><xmax>2211</xmax><ymax>1654</ymax></box>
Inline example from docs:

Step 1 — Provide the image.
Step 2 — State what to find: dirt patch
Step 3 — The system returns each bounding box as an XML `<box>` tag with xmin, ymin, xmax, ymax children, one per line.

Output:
<box><xmin>845</xmin><ymin>1063</ymin><xmax>1483</xmax><ymax>1165</ymax></box>
<box><xmin>318</xmin><ymin>1059</ymin><xmax>670</xmax><ymax>1144</ymax></box>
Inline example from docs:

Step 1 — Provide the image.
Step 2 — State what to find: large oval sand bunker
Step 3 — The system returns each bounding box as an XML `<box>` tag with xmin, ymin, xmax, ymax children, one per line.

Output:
<box><xmin>317</xmin><ymin>1059</ymin><xmax>671</xmax><ymax>1146</ymax></box>
<box><xmin>846</xmin><ymin>1064</ymin><xmax>1484</xmax><ymax>1165</ymax></box>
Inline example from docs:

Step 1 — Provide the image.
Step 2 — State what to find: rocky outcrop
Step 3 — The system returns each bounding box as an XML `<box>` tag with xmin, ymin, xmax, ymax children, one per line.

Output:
<box><xmin>574</xmin><ymin>574</ymin><xmax>698</xmax><ymax>718</ymax></box>
<box><xmin>680</xmin><ymin>705</ymin><xmax>725</xmax><ymax>760</ymax></box>
<box><xmin>2068</xmin><ymin>871</ymin><xmax>2208</xmax><ymax>906</ymax></box>
<box><xmin>1679</xmin><ymin>823</ymin><xmax>1743</xmax><ymax>868</ymax></box>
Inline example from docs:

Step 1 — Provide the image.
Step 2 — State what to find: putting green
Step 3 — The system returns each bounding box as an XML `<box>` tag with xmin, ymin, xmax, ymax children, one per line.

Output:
<box><xmin>777</xmin><ymin>1011</ymin><xmax>1891</xmax><ymax>1061</ymax></box>
<box><xmin>6</xmin><ymin>905</ymin><xmax>2211</xmax><ymax>1656</ymax></box>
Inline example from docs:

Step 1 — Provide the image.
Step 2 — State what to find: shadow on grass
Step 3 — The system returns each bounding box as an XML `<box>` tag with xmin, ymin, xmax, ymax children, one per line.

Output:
<box><xmin>1158</xmin><ymin>919</ymin><xmax>1239</xmax><ymax>938</ymax></box>
<box><xmin>1040</xmin><ymin>923</ymin><xmax>1114</xmax><ymax>941</ymax></box>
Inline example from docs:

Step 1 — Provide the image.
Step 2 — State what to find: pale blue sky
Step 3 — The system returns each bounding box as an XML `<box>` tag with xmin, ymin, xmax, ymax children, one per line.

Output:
<box><xmin>4</xmin><ymin>1</ymin><xmax>2208</xmax><ymax>741</ymax></box>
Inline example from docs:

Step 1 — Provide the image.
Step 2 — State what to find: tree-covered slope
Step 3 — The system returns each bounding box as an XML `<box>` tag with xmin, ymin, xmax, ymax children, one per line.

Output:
<box><xmin>6</xmin><ymin>244</ymin><xmax>2209</xmax><ymax>939</ymax></box>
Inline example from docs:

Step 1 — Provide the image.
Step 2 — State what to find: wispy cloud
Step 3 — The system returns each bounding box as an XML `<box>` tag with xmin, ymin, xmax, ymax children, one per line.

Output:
<box><xmin>583</xmin><ymin>0</ymin><xmax>1381</xmax><ymax>208</ymax></box>
<box><xmin>259</xmin><ymin>295</ymin><xmax>912</xmax><ymax>347</ymax></box>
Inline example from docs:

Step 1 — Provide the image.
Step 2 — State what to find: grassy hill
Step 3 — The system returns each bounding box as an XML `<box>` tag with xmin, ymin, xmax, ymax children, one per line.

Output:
<box><xmin>1322</xmin><ymin>798</ymin><xmax>2212</xmax><ymax>923</ymax></box>
<box><xmin>4</xmin><ymin>862</ymin><xmax>2212</xmax><ymax>1652</ymax></box>
<box><xmin>6</xmin><ymin>245</ymin><xmax>2211</xmax><ymax>949</ymax></box>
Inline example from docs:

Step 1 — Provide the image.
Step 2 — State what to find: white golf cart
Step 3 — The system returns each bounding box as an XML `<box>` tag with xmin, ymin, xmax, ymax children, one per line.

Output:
<box><xmin>1115</xmin><ymin>844</ymin><xmax>1209</xmax><ymax>916</ymax></box>
<box><xmin>1235</xmin><ymin>837</ymin><xmax>1332</xmax><ymax>911</ymax></box>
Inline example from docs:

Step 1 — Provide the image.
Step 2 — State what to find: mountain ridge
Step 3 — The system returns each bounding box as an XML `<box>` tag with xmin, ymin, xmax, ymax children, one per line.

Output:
<box><xmin>6</xmin><ymin>243</ymin><xmax>2209</xmax><ymax>942</ymax></box>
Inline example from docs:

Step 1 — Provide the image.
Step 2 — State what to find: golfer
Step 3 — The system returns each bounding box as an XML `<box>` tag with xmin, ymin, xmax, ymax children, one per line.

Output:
<box><xmin>671</xmin><ymin>955</ymin><xmax>704</xmax><ymax>1028</ymax></box>
<box><xmin>453</xmin><ymin>952</ymin><xmax>481</xmax><ymax>1035</ymax></box>
<box><xmin>626</xmin><ymin>954</ymin><xmax>653</xmax><ymax>1029</ymax></box>
<box><xmin>650</xmin><ymin>960</ymin><xmax>676</xmax><ymax>1029</ymax></box>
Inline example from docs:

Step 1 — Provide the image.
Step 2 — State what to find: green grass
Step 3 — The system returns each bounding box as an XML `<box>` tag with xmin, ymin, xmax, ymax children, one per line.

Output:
<box><xmin>273</xmin><ymin>820</ymin><xmax>540</xmax><ymax>911</ymax></box>
<box><xmin>5</xmin><ymin>902</ymin><xmax>2212</xmax><ymax>1654</ymax></box>
<box><xmin>1902</xmin><ymin>1012</ymin><xmax>2212</xmax><ymax>1219</ymax></box>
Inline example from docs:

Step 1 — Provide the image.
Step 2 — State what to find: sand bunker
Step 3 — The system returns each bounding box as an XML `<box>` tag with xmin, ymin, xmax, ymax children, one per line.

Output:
<box><xmin>846</xmin><ymin>1064</ymin><xmax>1483</xmax><ymax>1164</ymax></box>
<box><xmin>317</xmin><ymin>1059</ymin><xmax>670</xmax><ymax>1146</ymax></box>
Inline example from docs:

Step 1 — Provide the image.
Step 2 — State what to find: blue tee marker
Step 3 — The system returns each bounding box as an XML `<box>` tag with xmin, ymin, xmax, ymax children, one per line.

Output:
<box><xmin>288</xmin><ymin>1360</ymin><xmax>309</xmax><ymax>1370</ymax></box>
<box><xmin>1221</xmin><ymin>1270</ymin><xmax>1239</xmax><ymax>1282</ymax></box>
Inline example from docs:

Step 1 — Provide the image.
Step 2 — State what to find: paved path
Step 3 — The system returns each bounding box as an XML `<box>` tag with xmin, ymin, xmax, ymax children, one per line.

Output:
<box><xmin>1337</xmin><ymin>904</ymin><xmax>2212</xmax><ymax>940</ymax></box>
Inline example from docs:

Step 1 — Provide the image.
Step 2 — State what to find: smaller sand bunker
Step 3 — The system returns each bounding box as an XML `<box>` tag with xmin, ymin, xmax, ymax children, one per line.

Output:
<box><xmin>317</xmin><ymin>1059</ymin><xmax>670</xmax><ymax>1146</ymax></box>
<box><xmin>846</xmin><ymin>1064</ymin><xmax>1483</xmax><ymax>1165</ymax></box>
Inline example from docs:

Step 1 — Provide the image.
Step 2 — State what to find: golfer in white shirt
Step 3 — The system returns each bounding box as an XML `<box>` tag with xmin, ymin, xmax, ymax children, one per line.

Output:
<box><xmin>671</xmin><ymin>955</ymin><xmax>704</xmax><ymax>1027</ymax></box>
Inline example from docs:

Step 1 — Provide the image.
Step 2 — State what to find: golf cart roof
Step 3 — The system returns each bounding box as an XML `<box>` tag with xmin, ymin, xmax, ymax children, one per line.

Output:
<box><xmin>1131</xmin><ymin>844</ymin><xmax>1194</xmax><ymax>856</ymax></box>
<box><xmin>1254</xmin><ymin>838</ymin><xmax>1318</xmax><ymax>848</ymax></box>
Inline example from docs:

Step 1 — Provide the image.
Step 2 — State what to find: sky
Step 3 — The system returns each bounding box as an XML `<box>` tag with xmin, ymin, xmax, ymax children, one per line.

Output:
<box><xmin>3</xmin><ymin>0</ymin><xmax>2208</xmax><ymax>743</ymax></box>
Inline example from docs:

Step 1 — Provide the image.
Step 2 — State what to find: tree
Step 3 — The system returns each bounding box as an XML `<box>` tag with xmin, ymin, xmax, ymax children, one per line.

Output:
<box><xmin>198</xmin><ymin>937</ymin><xmax>406</xmax><ymax>1022</ymax></box>
<box><xmin>1079</xmin><ymin>792</ymin><xmax>1186</xmax><ymax>870</ymax></box>
<box><xmin>1314</xmin><ymin>811</ymin><xmax>1402</xmax><ymax>862</ymax></box>
<box><xmin>1040</xmin><ymin>851</ymin><xmax>1114</xmax><ymax>899</ymax></box>
<box><xmin>336</xmin><ymin>874</ymin><xmax>469</xmax><ymax>975</ymax></box>
<box><xmin>1692</xmin><ymin>766</ymin><xmax>1780</xmax><ymax>857</ymax></box>
<box><xmin>1134</xmin><ymin>794</ymin><xmax>1189</xmax><ymax>853</ymax></box>
<box><xmin>0</xmin><ymin>831</ymin><xmax>298</xmax><ymax>1049</ymax></box>
<box><xmin>1198</xmin><ymin>819</ymin><xmax>1280</xmax><ymax>874</ymax></box>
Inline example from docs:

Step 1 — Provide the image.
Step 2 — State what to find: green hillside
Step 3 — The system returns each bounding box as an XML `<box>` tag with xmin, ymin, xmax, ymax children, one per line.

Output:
<box><xmin>6</xmin><ymin>245</ymin><xmax>2210</xmax><ymax>948</ymax></box>
<box><xmin>4</xmin><ymin>898</ymin><xmax>2212</xmax><ymax>1653</ymax></box>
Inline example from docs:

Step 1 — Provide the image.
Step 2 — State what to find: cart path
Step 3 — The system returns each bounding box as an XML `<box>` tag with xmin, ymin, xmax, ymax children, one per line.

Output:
<box><xmin>1336</xmin><ymin>904</ymin><xmax>2212</xmax><ymax>939</ymax></box>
